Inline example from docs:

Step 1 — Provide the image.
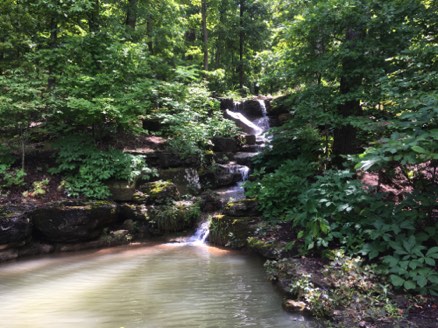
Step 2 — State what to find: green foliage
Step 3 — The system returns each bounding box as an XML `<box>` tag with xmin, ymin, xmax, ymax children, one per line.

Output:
<box><xmin>50</xmin><ymin>135</ymin><xmax>154</xmax><ymax>199</ymax></box>
<box><xmin>245</xmin><ymin>159</ymin><xmax>316</xmax><ymax>220</ymax></box>
<box><xmin>253</xmin><ymin>124</ymin><xmax>322</xmax><ymax>172</ymax></box>
<box><xmin>383</xmin><ymin>241</ymin><xmax>438</xmax><ymax>295</ymax></box>
<box><xmin>23</xmin><ymin>178</ymin><xmax>50</xmax><ymax>198</ymax></box>
<box><xmin>148</xmin><ymin>82</ymin><xmax>238</xmax><ymax>160</ymax></box>
<box><xmin>0</xmin><ymin>166</ymin><xmax>26</xmax><ymax>189</ymax></box>
<box><xmin>288</xmin><ymin>170</ymin><xmax>369</xmax><ymax>252</ymax></box>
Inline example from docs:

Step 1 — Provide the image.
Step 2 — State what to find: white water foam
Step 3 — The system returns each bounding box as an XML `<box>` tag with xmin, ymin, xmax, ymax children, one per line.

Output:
<box><xmin>187</xmin><ymin>219</ymin><xmax>211</xmax><ymax>245</ymax></box>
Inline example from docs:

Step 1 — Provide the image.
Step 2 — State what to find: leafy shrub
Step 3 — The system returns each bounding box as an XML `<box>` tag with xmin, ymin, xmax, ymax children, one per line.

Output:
<box><xmin>288</xmin><ymin>170</ymin><xmax>369</xmax><ymax>252</ymax></box>
<box><xmin>253</xmin><ymin>124</ymin><xmax>322</xmax><ymax>172</ymax></box>
<box><xmin>245</xmin><ymin>159</ymin><xmax>317</xmax><ymax>220</ymax></box>
<box><xmin>147</xmin><ymin>82</ymin><xmax>238</xmax><ymax>161</ymax></box>
<box><xmin>23</xmin><ymin>178</ymin><xmax>50</xmax><ymax>198</ymax></box>
<box><xmin>50</xmin><ymin>135</ymin><xmax>155</xmax><ymax>199</ymax></box>
<box><xmin>0</xmin><ymin>165</ymin><xmax>26</xmax><ymax>189</ymax></box>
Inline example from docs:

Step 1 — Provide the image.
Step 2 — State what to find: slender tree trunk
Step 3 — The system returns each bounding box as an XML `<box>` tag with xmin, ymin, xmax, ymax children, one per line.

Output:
<box><xmin>332</xmin><ymin>27</ymin><xmax>364</xmax><ymax>166</ymax></box>
<box><xmin>239</xmin><ymin>0</ymin><xmax>245</xmax><ymax>89</ymax></box>
<box><xmin>48</xmin><ymin>17</ymin><xmax>58</xmax><ymax>90</ymax></box>
<box><xmin>0</xmin><ymin>39</ymin><xmax>4</xmax><ymax>74</ymax></box>
<box><xmin>88</xmin><ymin>0</ymin><xmax>100</xmax><ymax>33</ymax></box>
<box><xmin>201</xmin><ymin>0</ymin><xmax>208</xmax><ymax>71</ymax></box>
<box><xmin>125</xmin><ymin>0</ymin><xmax>138</xmax><ymax>31</ymax></box>
<box><xmin>146</xmin><ymin>16</ymin><xmax>154</xmax><ymax>53</ymax></box>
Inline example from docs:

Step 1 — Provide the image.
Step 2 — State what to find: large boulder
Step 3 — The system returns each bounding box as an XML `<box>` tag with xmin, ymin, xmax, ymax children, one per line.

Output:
<box><xmin>238</xmin><ymin>99</ymin><xmax>266</xmax><ymax>118</ymax></box>
<box><xmin>219</xmin><ymin>98</ymin><xmax>235</xmax><ymax>111</ymax></box>
<box><xmin>212</xmin><ymin>136</ymin><xmax>239</xmax><ymax>153</ymax></box>
<box><xmin>31</xmin><ymin>201</ymin><xmax>118</xmax><ymax>243</ymax></box>
<box><xmin>0</xmin><ymin>207</ymin><xmax>32</xmax><ymax>248</ymax></box>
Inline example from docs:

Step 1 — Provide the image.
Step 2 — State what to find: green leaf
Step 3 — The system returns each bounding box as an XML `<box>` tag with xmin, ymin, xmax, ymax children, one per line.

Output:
<box><xmin>428</xmin><ymin>274</ymin><xmax>438</xmax><ymax>284</ymax></box>
<box><xmin>415</xmin><ymin>275</ymin><xmax>427</xmax><ymax>288</ymax></box>
<box><xmin>390</xmin><ymin>274</ymin><xmax>405</xmax><ymax>287</ymax></box>
<box><xmin>403</xmin><ymin>280</ymin><xmax>416</xmax><ymax>290</ymax></box>
<box><xmin>424</xmin><ymin>257</ymin><xmax>435</xmax><ymax>266</ymax></box>
<box><xmin>411</xmin><ymin>145</ymin><xmax>428</xmax><ymax>154</ymax></box>
<box><xmin>426</xmin><ymin>247</ymin><xmax>438</xmax><ymax>259</ymax></box>
<box><xmin>383</xmin><ymin>255</ymin><xmax>399</xmax><ymax>267</ymax></box>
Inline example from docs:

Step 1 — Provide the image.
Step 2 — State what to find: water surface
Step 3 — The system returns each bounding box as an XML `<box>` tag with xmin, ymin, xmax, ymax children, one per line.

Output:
<box><xmin>0</xmin><ymin>243</ymin><xmax>315</xmax><ymax>328</ymax></box>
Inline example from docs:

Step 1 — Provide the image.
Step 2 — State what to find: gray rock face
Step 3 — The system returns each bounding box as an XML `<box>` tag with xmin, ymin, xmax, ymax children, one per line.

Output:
<box><xmin>0</xmin><ymin>208</ymin><xmax>32</xmax><ymax>247</ymax></box>
<box><xmin>159</xmin><ymin>168</ymin><xmax>201</xmax><ymax>195</ymax></box>
<box><xmin>234</xmin><ymin>152</ymin><xmax>258</xmax><ymax>168</ymax></box>
<box><xmin>199</xmin><ymin>191</ymin><xmax>223</xmax><ymax>212</ymax></box>
<box><xmin>219</xmin><ymin>98</ymin><xmax>235</xmax><ymax>111</ymax></box>
<box><xmin>212</xmin><ymin>136</ymin><xmax>239</xmax><ymax>153</ymax></box>
<box><xmin>31</xmin><ymin>201</ymin><xmax>118</xmax><ymax>243</ymax></box>
<box><xmin>238</xmin><ymin>99</ymin><xmax>266</xmax><ymax>118</ymax></box>
<box><xmin>201</xmin><ymin>163</ymin><xmax>248</xmax><ymax>188</ymax></box>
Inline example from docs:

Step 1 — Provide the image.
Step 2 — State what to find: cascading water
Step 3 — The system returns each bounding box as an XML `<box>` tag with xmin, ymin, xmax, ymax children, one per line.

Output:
<box><xmin>189</xmin><ymin>98</ymin><xmax>270</xmax><ymax>245</ymax></box>
<box><xmin>254</xmin><ymin>99</ymin><xmax>270</xmax><ymax>135</ymax></box>
<box><xmin>187</xmin><ymin>219</ymin><xmax>211</xmax><ymax>244</ymax></box>
<box><xmin>225</xmin><ymin>109</ymin><xmax>263</xmax><ymax>135</ymax></box>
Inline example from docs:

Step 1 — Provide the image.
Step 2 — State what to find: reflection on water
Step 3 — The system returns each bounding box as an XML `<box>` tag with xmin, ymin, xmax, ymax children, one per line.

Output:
<box><xmin>0</xmin><ymin>244</ymin><xmax>315</xmax><ymax>328</ymax></box>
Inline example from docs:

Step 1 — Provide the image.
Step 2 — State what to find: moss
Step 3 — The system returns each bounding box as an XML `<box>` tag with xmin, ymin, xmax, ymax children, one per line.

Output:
<box><xmin>137</xmin><ymin>180</ymin><xmax>180</xmax><ymax>205</ymax></box>
<box><xmin>209</xmin><ymin>215</ymin><xmax>259</xmax><ymax>249</ymax></box>
<box><xmin>150</xmin><ymin>180</ymin><xmax>173</xmax><ymax>194</ymax></box>
<box><xmin>247</xmin><ymin>236</ymin><xmax>272</xmax><ymax>251</ymax></box>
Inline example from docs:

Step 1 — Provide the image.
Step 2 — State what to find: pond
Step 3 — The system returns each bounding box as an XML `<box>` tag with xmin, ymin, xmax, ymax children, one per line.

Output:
<box><xmin>0</xmin><ymin>243</ymin><xmax>316</xmax><ymax>328</ymax></box>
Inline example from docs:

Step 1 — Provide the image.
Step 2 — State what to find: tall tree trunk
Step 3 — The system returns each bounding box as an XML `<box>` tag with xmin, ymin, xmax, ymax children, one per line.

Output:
<box><xmin>125</xmin><ymin>0</ymin><xmax>138</xmax><ymax>31</ymax></box>
<box><xmin>88</xmin><ymin>0</ymin><xmax>100</xmax><ymax>32</ymax></box>
<box><xmin>147</xmin><ymin>16</ymin><xmax>154</xmax><ymax>53</ymax></box>
<box><xmin>239</xmin><ymin>0</ymin><xmax>245</xmax><ymax>89</ymax></box>
<box><xmin>201</xmin><ymin>0</ymin><xmax>208</xmax><ymax>71</ymax></box>
<box><xmin>0</xmin><ymin>38</ymin><xmax>4</xmax><ymax>74</ymax></box>
<box><xmin>48</xmin><ymin>17</ymin><xmax>58</xmax><ymax>90</ymax></box>
<box><xmin>332</xmin><ymin>27</ymin><xmax>364</xmax><ymax>166</ymax></box>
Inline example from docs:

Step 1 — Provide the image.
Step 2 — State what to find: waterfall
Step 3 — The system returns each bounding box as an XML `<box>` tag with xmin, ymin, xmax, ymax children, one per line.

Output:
<box><xmin>187</xmin><ymin>98</ymin><xmax>270</xmax><ymax>246</ymax></box>
<box><xmin>225</xmin><ymin>109</ymin><xmax>264</xmax><ymax>135</ymax></box>
<box><xmin>187</xmin><ymin>219</ymin><xmax>211</xmax><ymax>244</ymax></box>
<box><xmin>254</xmin><ymin>100</ymin><xmax>270</xmax><ymax>134</ymax></box>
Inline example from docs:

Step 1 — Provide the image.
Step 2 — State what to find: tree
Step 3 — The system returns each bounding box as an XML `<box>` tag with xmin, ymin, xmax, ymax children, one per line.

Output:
<box><xmin>201</xmin><ymin>0</ymin><xmax>209</xmax><ymax>70</ymax></box>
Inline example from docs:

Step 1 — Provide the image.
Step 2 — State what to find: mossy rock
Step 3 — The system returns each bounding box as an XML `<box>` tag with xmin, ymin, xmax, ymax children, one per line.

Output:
<box><xmin>30</xmin><ymin>201</ymin><xmax>118</xmax><ymax>243</ymax></box>
<box><xmin>209</xmin><ymin>214</ymin><xmax>260</xmax><ymax>249</ymax></box>
<box><xmin>117</xmin><ymin>204</ymin><xmax>153</xmax><ymax>238</ymax></box>
<box><xmin>148</xmin><ymin>201</ymin><xmax>200</xmax><ymax>235</ymax></box>
<box><xmin>158</xmin><ymin>168</ymin><xmax>201</xmax><ymax>195</ymax></box>
<box><xmin>118</xmin><ymin>203</ymin><xmax>149</xmax><ymax>222</ymax></box>
<box><xmin>134</xmin><ymin>180</ymin><xmax>180</xmax><ymax>205</ymax></box>
<box><xmin>223</xmin><ymin>199</ymin><xmax>260</xmax><ymax>217</ymax></box>
<box><xmin>0</xmin><ymin>206</ymin><xmax>32</xmax><ymax>248</ymax></box>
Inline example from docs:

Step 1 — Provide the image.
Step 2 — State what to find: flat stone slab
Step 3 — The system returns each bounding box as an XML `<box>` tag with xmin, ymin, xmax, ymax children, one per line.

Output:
<box><xmin>233</xmin><ymin>152</ymin><xmax>259</xmax><ymax>167</ymax></box>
